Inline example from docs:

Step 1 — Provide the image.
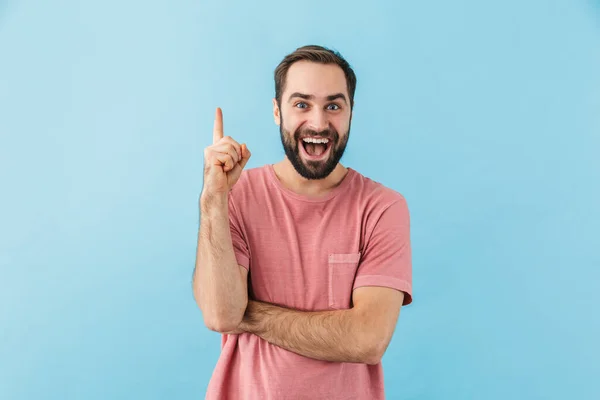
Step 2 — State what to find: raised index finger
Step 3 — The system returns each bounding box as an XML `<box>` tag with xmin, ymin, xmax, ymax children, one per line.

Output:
<box><xmin>213</xmin><ymin>107</ymin><xmax>224</xmax><ymax>144</ymax></box>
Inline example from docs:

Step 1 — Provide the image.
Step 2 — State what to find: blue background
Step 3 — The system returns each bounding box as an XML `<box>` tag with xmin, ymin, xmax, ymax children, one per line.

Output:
<box><xmin>1</xmin><ymin>1</ymin><xmax>599</xmax><ymax>399</ymax></box>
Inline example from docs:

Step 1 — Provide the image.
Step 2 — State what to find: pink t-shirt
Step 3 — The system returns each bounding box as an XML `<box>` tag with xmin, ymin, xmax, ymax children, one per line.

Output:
<box><xmin>205</xmin><ymin>164</ymin><xmax>412</xmax><ymax>400</ymax></box>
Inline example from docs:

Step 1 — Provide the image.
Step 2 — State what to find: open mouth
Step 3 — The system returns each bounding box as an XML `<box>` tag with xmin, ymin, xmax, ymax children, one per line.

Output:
<box><xmin>299</xmin><ymin>138</ymin><xmax>333</xmax><ymax>160</ymax></box>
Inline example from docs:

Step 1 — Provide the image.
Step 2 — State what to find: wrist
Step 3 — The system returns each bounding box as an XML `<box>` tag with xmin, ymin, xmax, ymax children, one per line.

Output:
<box><xmin>200</xmin><ymin>191</ymin><xmax>228</xmax><ymax>214</ymax></box>
<box><xmin>241</xmin><ymin>300</ymin><xmax>267</xmax><ymax>334</ymax></box>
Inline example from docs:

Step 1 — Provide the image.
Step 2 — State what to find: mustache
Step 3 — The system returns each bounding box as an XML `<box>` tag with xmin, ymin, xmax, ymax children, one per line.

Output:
<box><xmin>295</xmin><ymin>127</ymin><xmax>338</xmax><ymax>141</ymax></box>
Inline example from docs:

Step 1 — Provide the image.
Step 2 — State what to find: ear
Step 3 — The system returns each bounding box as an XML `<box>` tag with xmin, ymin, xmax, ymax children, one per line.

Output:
<box><xmin>272</xmin><ymin>98</ymin><xmax>280</xmax><ymax>126</ymax></box>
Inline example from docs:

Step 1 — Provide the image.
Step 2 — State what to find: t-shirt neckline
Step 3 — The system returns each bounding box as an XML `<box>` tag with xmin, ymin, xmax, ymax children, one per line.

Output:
<box><xmin>266</xmin><ymin>163</ymin><xmax>356</xmax><ymax>203</ymax></box>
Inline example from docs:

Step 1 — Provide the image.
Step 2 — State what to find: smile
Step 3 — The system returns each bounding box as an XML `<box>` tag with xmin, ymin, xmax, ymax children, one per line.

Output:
<box><xmin>299</xmin><ymin>137</ymin><xmax>333</xmax><ymax>160</ymax></box>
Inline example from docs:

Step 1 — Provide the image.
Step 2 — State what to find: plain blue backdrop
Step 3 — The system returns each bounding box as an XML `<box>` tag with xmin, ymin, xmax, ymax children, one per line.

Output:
<box><xmin>1</xmin><ymin>0</ymin><xmax>599</xmax><ymax>399</ymax></box>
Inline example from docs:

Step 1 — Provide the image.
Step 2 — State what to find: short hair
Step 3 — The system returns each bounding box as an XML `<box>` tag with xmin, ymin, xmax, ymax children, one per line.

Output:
<box><xmin>274</xmin><ymin>45</ymin><xmax>357</xmax><ymax>109</ymax></box>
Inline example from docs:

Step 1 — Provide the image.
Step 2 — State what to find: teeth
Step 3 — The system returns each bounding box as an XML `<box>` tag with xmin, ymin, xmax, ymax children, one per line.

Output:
<box><xmin>302</xmin><ymin>137</ymin><xmax>329</xmax><ymax>144</ymax></box>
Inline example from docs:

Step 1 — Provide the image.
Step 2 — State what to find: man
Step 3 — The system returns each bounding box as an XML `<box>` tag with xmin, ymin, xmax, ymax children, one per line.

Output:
<box><xmin>193</xmin><ymin>45</ymin><xmax>413</xmax><ymax>400</ymax></box>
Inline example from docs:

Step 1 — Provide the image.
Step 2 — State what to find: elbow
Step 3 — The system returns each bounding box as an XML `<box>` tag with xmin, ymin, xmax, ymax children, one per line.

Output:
<box><xmin>205</xmin><ymin>317</ymin><xmax>242</xmax><ymax>334</ymax></box>
<box><xmin>202</xmin><ymin>305</ymin><xmax>245</xmax><ymax>333</ymax></box>
<box><xmin>363</xmin><ymin>346</ymin><xmax>384</xmax><ymax>365</ymax></box>
<box><xmin>195</xmin><ymin>293</ymin><xmax>247</xmax><ymax>333</ymax></box>
<box><xmin>362</xmin><ymin>335</ymin><xmax>389</xmax><ymax>365</ymax></box>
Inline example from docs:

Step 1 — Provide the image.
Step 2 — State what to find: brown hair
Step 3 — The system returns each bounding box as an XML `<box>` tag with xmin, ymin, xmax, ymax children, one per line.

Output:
<box><xmin>274</xmin><ymin>45</ymin><xmax>357</xmax><ymax>110</ymax></box>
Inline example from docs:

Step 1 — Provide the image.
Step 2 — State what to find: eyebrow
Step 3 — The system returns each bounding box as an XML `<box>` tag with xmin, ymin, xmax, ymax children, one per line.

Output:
<box><xmin>288</xmin><ymin>92</ymin><xmax>348</xmax><ymax>105</ymax></box>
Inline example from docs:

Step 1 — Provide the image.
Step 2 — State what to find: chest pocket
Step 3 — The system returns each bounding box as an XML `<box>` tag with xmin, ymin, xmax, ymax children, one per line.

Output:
<box><xmin>328</xmin><ymin>252</ymin><xmax>361</xmax><ymax>310</ymax></box>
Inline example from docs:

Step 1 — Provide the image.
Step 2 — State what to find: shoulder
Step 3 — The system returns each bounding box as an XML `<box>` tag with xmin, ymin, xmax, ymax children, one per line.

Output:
<box><xmin>348</xmin><ymin>168</ymin><xmax>409</xmax><ymax>213</ymax></box>
<box><xmin>229</xmin><ymin>164</ymin><xmax>271</xmax><ymax>202</ymax></box>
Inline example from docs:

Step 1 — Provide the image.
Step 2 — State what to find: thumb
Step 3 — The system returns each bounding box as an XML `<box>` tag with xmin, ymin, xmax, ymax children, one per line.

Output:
<box><xmin>228</xmin><ymin>144</ymin><xmax>251</xmax><ymax>180</ymax></box>
<box><xmin>238</xmin><ymin>143</ymin><xmax>251</xmax><ymax>170</ymax></box>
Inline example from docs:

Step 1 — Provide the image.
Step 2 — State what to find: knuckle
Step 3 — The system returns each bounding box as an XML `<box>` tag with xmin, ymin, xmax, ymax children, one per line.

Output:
<box><xmin>224</xmin><ymin>136</ymin><xmax>239</xmax><ymax>145</ymax></box>
<box><xmin>227</xmin><ymin>146</ymin><xmax>239</xmax><ymax>158</ymax></box>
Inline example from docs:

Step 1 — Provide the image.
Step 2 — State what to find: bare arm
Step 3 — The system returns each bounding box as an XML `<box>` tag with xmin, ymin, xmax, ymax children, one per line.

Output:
<box><xmin>238</xmin><ymin>288</ymin><xmax>404</xmax><ymax>365</ymax></box>
<box><xmin>193</xmin><ymin>108</ymin><xmax>251</xmax><ymax>333</ymax></box>
<box><xmin>193</xmin><ymin>193</ymin><xmax>248</xmax><ymax>333</ymax></box>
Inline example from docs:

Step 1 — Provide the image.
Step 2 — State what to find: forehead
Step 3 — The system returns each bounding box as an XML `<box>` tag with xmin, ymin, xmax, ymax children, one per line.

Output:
<box><xmin>283</xmin><ymin>61</ymin><xmax>348</xmax><ymax>99</ymax></box>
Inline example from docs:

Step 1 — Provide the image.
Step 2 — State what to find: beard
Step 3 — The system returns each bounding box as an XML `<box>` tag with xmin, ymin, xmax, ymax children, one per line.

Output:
<box><xmin>279</xmin><ymin>116</ymin><xmax>350</xmax><ymax>180</ymax></box>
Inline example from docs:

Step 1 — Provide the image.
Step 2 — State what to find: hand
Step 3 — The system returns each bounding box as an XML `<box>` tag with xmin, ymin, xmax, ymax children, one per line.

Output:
<box><xmin>221</xmin><ymin>301</ymin><xmax>260</xmax><ymax>335</ymax></box>
<box><xmin>202</xmin><ymin>107</ymin><xmax>251</xmax><ymax>197</ymax></box>
<box><xmin>222</xmin><ymin>326</ymin><xmax>245</xmax><ymax>335</ymax></box>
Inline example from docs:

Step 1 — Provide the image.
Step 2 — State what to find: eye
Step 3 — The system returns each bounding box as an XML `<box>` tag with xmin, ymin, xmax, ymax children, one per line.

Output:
<box><xmin>295</xmin><ymin>102</ymin><xmax>308</xmax><ymax>109</ymax></box>
<box><xmin>327</xmin><ymin>103</ymin><xmax>341</xmax><ymax>111</ymax></box>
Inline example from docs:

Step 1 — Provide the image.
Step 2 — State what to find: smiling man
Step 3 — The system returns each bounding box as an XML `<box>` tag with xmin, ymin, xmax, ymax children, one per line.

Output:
<box><xmin>194</xmin><ymin>45</ymin><xmax>413</xmax><ymax>400</ymax></box>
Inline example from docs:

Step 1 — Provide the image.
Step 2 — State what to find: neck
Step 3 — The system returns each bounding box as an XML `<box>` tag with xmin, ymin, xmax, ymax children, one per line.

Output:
<box><xmin>272</xmin><ymin>158</ymin><xmax>348</xmax><ymax>198</ymax></box>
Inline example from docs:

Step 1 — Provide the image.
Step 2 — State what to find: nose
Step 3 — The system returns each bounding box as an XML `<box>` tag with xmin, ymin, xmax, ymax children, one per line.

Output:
<box><xmin>306</xmin><ymin>109</ymin><xmax>329</xmax><ymax>133</ymax></box>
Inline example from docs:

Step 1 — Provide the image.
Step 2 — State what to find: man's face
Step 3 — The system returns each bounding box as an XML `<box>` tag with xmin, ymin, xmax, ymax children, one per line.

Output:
<box><xmin>274</xmin><ymin>61</ymin><xmax>352</xmax><ymax>180</ymax></box>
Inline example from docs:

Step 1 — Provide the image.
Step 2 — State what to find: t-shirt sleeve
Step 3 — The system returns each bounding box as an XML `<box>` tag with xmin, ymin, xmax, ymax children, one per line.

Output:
<box><xmin>353</xmin><ymin>197</ymin><xmax>413</xmax><ymax>305</ymax></box>
<box><xmin>228</xmin><ymin>193</ymin><xmax>251</xmax><ymax>271</ymax></box>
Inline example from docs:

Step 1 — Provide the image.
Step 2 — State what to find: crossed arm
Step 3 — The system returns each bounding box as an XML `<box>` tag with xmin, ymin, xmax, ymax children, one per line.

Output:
<box><xmin>225</xmin><ymin>286</ymin><xmax>405</xmax><ymax>365</ymax></box>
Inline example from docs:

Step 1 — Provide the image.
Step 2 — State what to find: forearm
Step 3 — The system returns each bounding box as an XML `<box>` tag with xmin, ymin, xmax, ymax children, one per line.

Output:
<box><xmin>193</xmin><ymin>193</ymin><xmax>247</xmax><ymax>331</ymax></box>
<box><xmin>239</xmin><ymin>300</ymin><xmax>378</xmax><ymax>364</ymax></box>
